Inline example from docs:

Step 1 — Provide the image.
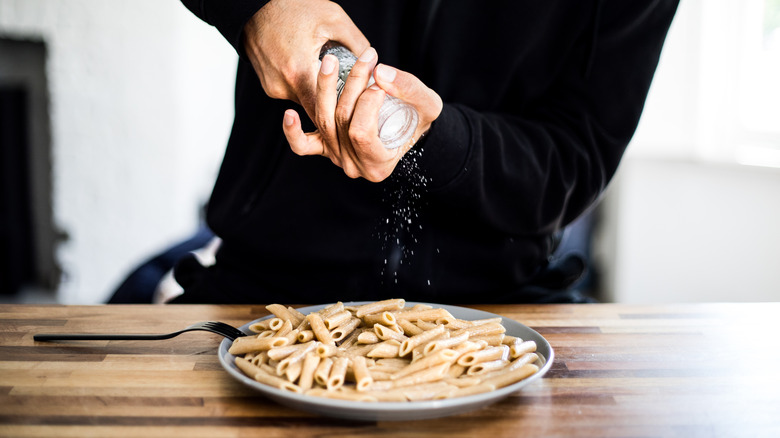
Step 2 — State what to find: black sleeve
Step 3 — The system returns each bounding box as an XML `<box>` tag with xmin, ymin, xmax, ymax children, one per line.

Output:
<box><xmin>417</xmin><ymin>0</ymin><xmax>679</xmax><ymax>237</ymax></box>
<box><xmin>180</xmin><ymin>0</ymin><xmax>270</xmax><ymax>58</ymax></box>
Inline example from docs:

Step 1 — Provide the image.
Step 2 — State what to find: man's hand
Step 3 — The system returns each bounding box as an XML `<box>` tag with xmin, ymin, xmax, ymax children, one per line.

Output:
<box><xmin>282</xmin><ymin>47</ymin><xmax>443</xmax><ymax>182</ymax></box>
<box><xmin>243</xmin><ymin>0</ymin><xmax>369</xmax><ymax>120</ymax></box>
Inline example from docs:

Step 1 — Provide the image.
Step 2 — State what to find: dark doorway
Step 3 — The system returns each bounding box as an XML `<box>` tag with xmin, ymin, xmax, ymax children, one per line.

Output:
<box><xmin>0</xmin><ymin>37</ymin><xmax>59</xmax><ymax>298</ymax></box>
<box><xmin>0</xmin><ymin>86</ymin><xmax>36</xmax><ymax>295</ymax></box>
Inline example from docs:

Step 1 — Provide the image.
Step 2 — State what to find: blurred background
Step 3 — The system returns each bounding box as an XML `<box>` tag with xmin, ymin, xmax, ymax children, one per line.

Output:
<box><xmin>1</xmin><ymin>0</ymin><xmax>778</xmax><ymax>304</ymax></box>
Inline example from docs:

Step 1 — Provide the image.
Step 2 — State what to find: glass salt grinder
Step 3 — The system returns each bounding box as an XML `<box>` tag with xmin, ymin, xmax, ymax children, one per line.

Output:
<box><xmin>319</xmin><ymin>43</ymin><xmax>419</xmax><ymax>150</ymax></box>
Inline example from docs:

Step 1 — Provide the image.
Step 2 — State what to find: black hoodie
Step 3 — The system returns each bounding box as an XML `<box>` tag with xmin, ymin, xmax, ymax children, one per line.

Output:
<box><xmin>174</xmin><ymin>0</ymin><xmax>679</xmax><ymax>304</ymax></box>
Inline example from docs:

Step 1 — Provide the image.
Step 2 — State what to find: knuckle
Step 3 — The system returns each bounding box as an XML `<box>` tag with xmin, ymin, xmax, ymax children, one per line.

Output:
<box><xmin>315</xmin><ymin>112</ymin><xmax>332</xmax><ymax>132</ymax></box>
<box><xmin>348</xmin><ymin>125</ymin><xmax>372</xmax><ymax>146</ymax></box>
<box><xmin>289</xmin><ymin>143</ymin><xmax>305</xmax><ymax>156</ymax></box>
<box><xmin>365</xmin><ymin>167</ymin><xmax>391</xmax><ymax>183</ymax></box>
<box><xmin>263</xmin><ymin>81</ymin><xmax>286</xmax><ymax>100</ymax></box>
<box><xmin>343</xmin><ymin>166</ymin><xmax>361</xmax><ymax>180</ymax></box>
<box><xmin>334</xmin><ymin>105</ymin><xmax>352</xmax><ymax>126</ymax></box>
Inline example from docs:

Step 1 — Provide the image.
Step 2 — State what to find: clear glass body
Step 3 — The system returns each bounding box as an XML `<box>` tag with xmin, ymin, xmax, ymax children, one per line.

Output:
<box><xmin>320</xmin><ymin>44</ymin><xmax>419</xmax><ymax>149</ymax></box>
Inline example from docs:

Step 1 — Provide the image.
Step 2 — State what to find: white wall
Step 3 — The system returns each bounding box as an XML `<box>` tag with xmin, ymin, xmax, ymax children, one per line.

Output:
<box><xmin>0</xmin><ymin>0</ymin><xmax>237</xmax><ymax>303</ymax></box>
<box><xmin>597</xmin><ymin>0</ymin><xmax>780</xmax><ymax>303</ymax></box>
<box><xmin>599</xmin><ymin>159</ymin><xmax>780</xmax><ymax>303</ymax></box>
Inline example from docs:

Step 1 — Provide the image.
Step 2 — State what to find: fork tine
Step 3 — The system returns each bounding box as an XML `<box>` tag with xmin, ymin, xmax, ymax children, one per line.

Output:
<box><xmin>201</xmin><ymin>321</ymin><xmax>244</xmax><ymax>340</ymax></box>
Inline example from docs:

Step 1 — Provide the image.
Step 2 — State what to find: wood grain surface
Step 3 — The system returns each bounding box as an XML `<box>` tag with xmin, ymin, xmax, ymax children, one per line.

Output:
<box><xmin>1</xmin><ymin>303</ymin><xmax>780</xmax><ymax>437</ymax></box>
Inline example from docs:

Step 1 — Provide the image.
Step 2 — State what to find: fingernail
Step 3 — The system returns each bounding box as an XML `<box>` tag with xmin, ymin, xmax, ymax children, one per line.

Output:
<box><xmin>375</xmin><ymin>64</ymin><xmax>396</xmax><ymax>83</ymax></box>
<box><xmin>368</xmin><ymin>84</ymin><xmax>382</xmax><ymax>91</ymax></box>
<box><xmin>320</xmin><ymin>54</ymin><xmax>337</xmax><ymax>75</ymax></box>
<box><xmin>358</xmin><ymin>47</ymin><xmax>376</xmax><ymax>62</ymax></box>
<box><xmin>283</xmin><ymin>111</ymin><xmax>294</xmax><ymax>127</ymax></box>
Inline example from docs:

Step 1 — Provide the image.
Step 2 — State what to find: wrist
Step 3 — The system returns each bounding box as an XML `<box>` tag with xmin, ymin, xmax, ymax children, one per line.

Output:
<box><xmin>242</xmin><ymin>5</ymin><xmax>266</xmax><ymax>65</ymax></box>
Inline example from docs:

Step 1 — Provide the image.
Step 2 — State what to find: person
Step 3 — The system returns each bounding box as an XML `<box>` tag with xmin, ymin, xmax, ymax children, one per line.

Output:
<box><xmin>169</xmin><ymin>0</ymin><xmax>679</xmax><ymax>304</ymax></box>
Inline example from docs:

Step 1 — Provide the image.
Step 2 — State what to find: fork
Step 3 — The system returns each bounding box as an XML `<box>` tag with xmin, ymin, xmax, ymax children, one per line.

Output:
<box><xmin>34</xmin><ymin>321</ymin><xmax>246</xmax><ymax>342</ymax></box>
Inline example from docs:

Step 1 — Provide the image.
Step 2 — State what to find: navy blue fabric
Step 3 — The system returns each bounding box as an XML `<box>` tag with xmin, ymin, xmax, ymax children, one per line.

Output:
<box><xmin>107</xmin><ymin>227</ymin><xmax>214</xmax><ymax>303</ymax></box>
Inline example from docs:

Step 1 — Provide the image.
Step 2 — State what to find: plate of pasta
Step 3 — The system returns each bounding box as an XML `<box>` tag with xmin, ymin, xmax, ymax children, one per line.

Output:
<box><xmin>218</xmin><ymin>300</ymin><xmax>553</xmax><ymax>421</ymax></box>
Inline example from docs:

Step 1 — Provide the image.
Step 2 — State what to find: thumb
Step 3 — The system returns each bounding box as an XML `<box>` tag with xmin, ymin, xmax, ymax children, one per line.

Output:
<box><xmin>282</xmin><ymin>109</ymin><xmax>325</xmax><ymax>157</ymax></box>
<box><xmin>373</xmin><ymin>64</ymin><xmax>442</xmax><ymax>116</ymax></box>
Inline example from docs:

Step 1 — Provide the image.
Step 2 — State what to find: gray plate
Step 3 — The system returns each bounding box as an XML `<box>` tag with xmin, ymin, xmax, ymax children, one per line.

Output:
<box><xmin>218</xmin><ymin>302</ymin><xmax>553</xmax><ymax>421</ymax></box>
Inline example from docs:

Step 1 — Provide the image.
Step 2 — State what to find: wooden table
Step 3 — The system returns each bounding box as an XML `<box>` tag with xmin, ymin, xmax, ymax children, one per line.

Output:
<box><xmin>2</xmin><ymin>303</ymin><xmax>780</xmax><ymax>437</ymax></box>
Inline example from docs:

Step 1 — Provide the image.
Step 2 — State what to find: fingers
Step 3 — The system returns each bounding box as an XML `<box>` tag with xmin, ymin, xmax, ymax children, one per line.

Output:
<box><xmin>285</xmin><ymin>47</ymin><xmax>412</xmax><ymax>183</ymax></box>
<box><xmin>373</xmin><ymin>64</ymin><xmax>443</xmax><ymax>118</ymax></box>
<box><xmin>336</xmin><ymin>47</ymin><xmax>378</xmax><ymax>129</ymax></box>
<box><xmin>315</xmin><ymin>54</ymin><xmax>340</xmax><ymax>148</ymax></box>
<box><xmin>283</xmin><ymin>109</ymin><xmax>325</xmax><ymax>157</ymax></box>
<box><xmin>351</xmin><ymin>85</ymin><xmax>397</xmax><ymax>182</ymax></box>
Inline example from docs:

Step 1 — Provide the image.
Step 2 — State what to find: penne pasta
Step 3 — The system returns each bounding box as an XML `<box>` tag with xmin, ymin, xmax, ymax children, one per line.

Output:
<box><xmin>354</xmin><ymin>298</ymin><xmax>406</xmax><ymax>317</ymax></box>
<box><xmin>352</xmin><ymin>355</ymin><xmax>373</xmax><ymax>391</ymax></box>
<box><xmin>367</xmin><ymin>369</ymin><xmax>394</xmax><ymax>381</ymax></box>
<box><xmin>367</xmin><ymin>340</ymin><xmax>402</xmax><ymax>358</ymax></box>
<box><xmin>370</xmin><ymin>358</ymin><xmax>408</xmax><ymax>370</ymax></box>
<box><xmin>287</xmin><ymin>306</ymin><xmax>306</xmax><ymax>324</ymax></box>
<box><xmin>298</xmin><ymin>352</ymin><xmax>320</xmax><ymax>391</ymax></box>
<box><xmin>285</xmin><ymin>359</ymin><xmax>303</xmax><ymax>382</ymax></box>
<box><xmin>297</xmin><ymin>330</ymin><xmax>315</xmax><ymax>343</ymax></box>
<box><xmin>235</xmin><ymin>357</ymin><xmax>302</xmax><ymax>393</ymax></box>
<box><xmin>229</xmin><ymin>336</ymin><xmax>288</xmax><ymax>356</ymax></box>
<box><xmin>327</xmin><ymin>357</ymin><xmax>349</xmax><ymax>391</ymax></box>
<box><xmin>281</xmin><ymin>328</ymin><xmax>300</xmax><ymax>345</ymax></box>
<box><xmin>457</xmin><ymin>345</ymin><xmax>510</xmax><ymax>367</ymax></box>
<box><xmin>509</xmin><ymin>340</ymin><xmax>537</xmax><ymax>358</ymax></box>
<box><xmin>314</xmin><ymin>357</ymin><xmax>333</xmax><ymax>386</ymax></box>
<box><xmin>392</xmin><ymin>349</ymin><xmax>458</xmax><ymax>380</ymax></box>
<box><xmin>373</xmin><ymin>323</ymin><xmax>408</xmax><ymax>342</ymax></box>
<box><xmin>481</xmin><ymin>363</ymin><xmax>539</xmax><ymax>389</ymax></box>
<box><xmin>397</xmin><ymin>319</ymin><xmax>424</xmax><ymax>336</ymax></box>
<box><xmin>248</xmin><ymin>319</ymin><xmax>272</xmax><ymax>333</ymax></box>
<box><xmin>470</xmin><ymin>333</ymin><xmax>505</xmax><ymax>346</ymax></box>
<box><xmin>330</xmin><ymin>317</ymin><xmax>361</xmax><ymax>342</ymax></box>
<box><xmin>306</xmin><ymin>313</ymin><xmax>335</xmax><ymax>346</ymax></box>
<box><xmin>340</xmin><ymin>343</ymin><xmax>375</xmax><ymax>358</ymax></box>
<box><xmin>447</xmin><ymin>383</ymin><xmax>495</xmax><ymax>398</ymax></box>
<box><xmin>415</xmin><ymin>320</ymin><xmax>438</xmax><ymax>331</ymax></box>
<box><xmin>393</xmin><ymin>308</ymin><xmax>452</xmax><ymax>322</ymax></box>
<box><xmin>323</xmin><ymin>310</ymin><xmax>352</xmax><ymax>330</ymax></box>
<box><xmin>256</xmin><ymin>330</ymin><xmax>275</xmax><ymax>339</ymax></box>
<box><xmin>445</xmin><ymin>364</ymin><xmax>467</xmax><ymax>380</ymax></box>
<box><xmin>276</xmin><ymin>341</ymin><xmax>317</xmax><ymax>375</ymax></box>
<box><xmin>274</xmin><ymin>319</ymin><xmax>293</xmax><ymax>338</ymax></box>
<box><xmin>337</xmin><ymin>327</ymin><xmax>363</xmax><ymax>349</ymax></box>
<box><xmin>315</xmin><ymin>343</ymin><xmax>339</xmax><ymax>358</ymax></box>
<box><xmin>423</xmin><ymin>331</ymin><xmax>468</xmax><ymax>355</ymax></box>
<box><xmin>266</xmin><ymin>304</ymin><xmax>304</xmax><ymax>326</ymax></box>
<box><xmin>266</xmin><ymin>342</ymin><xmax>311</xmax><ymax>361</ymax></box>
<box><xmin>362</xmin><ymin>311</ymin><xmax>397</xmax><ymax>327</ymax></box>
<box><xmin>466</xmin><ymin>359</ymin><xmax>509</xmax><ymax>376</ymax></box>
<box><xmin>250</xmin><ymin>351</ymin><xmax>269</xmax><ymax>367</ymax></box>
<box><xmin>231</xmin><ymin>300</ymin><xmax>543</xmax><ymax>403</ymax></box>
<box><xmin>391</xmin><ymin>362</ymin><xmax>451</xmax><ymax>388</ymax></box>
<box><xmin>399</xmin><ymin>324</ymin><xmax>446</xmax><ymax>357</ymax></box>
<box><xmin>357</xmin><ymin>331</ymin><xmax>380</xmax><ymax>344</ymax></box>
<box><xmin>399</xmin><ymin>381</ymin><xmax>456</xmax><ymax>401</ymax></box>
<box><xmin>507</xmin><ymin>352</ymin><xmax>540</xmax><ymax>371</ymax></box>
<box><xmin>267</xmin><ymin>318</ymin><xmax>285</xmax><ymax>331</ymax></box>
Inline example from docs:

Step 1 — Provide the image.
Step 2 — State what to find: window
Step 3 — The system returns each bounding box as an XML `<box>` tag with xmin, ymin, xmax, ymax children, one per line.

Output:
<box><xmin>631</xmin><ymin>0</ymin><xmax>780</xmax><ymax>168</ymax></box>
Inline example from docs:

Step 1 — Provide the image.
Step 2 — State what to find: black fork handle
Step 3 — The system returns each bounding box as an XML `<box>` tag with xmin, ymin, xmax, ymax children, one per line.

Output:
<box><xmin>34</xmin><ymin>332</ymin><xmax>180</xmax><ymax>341</ymax></box>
